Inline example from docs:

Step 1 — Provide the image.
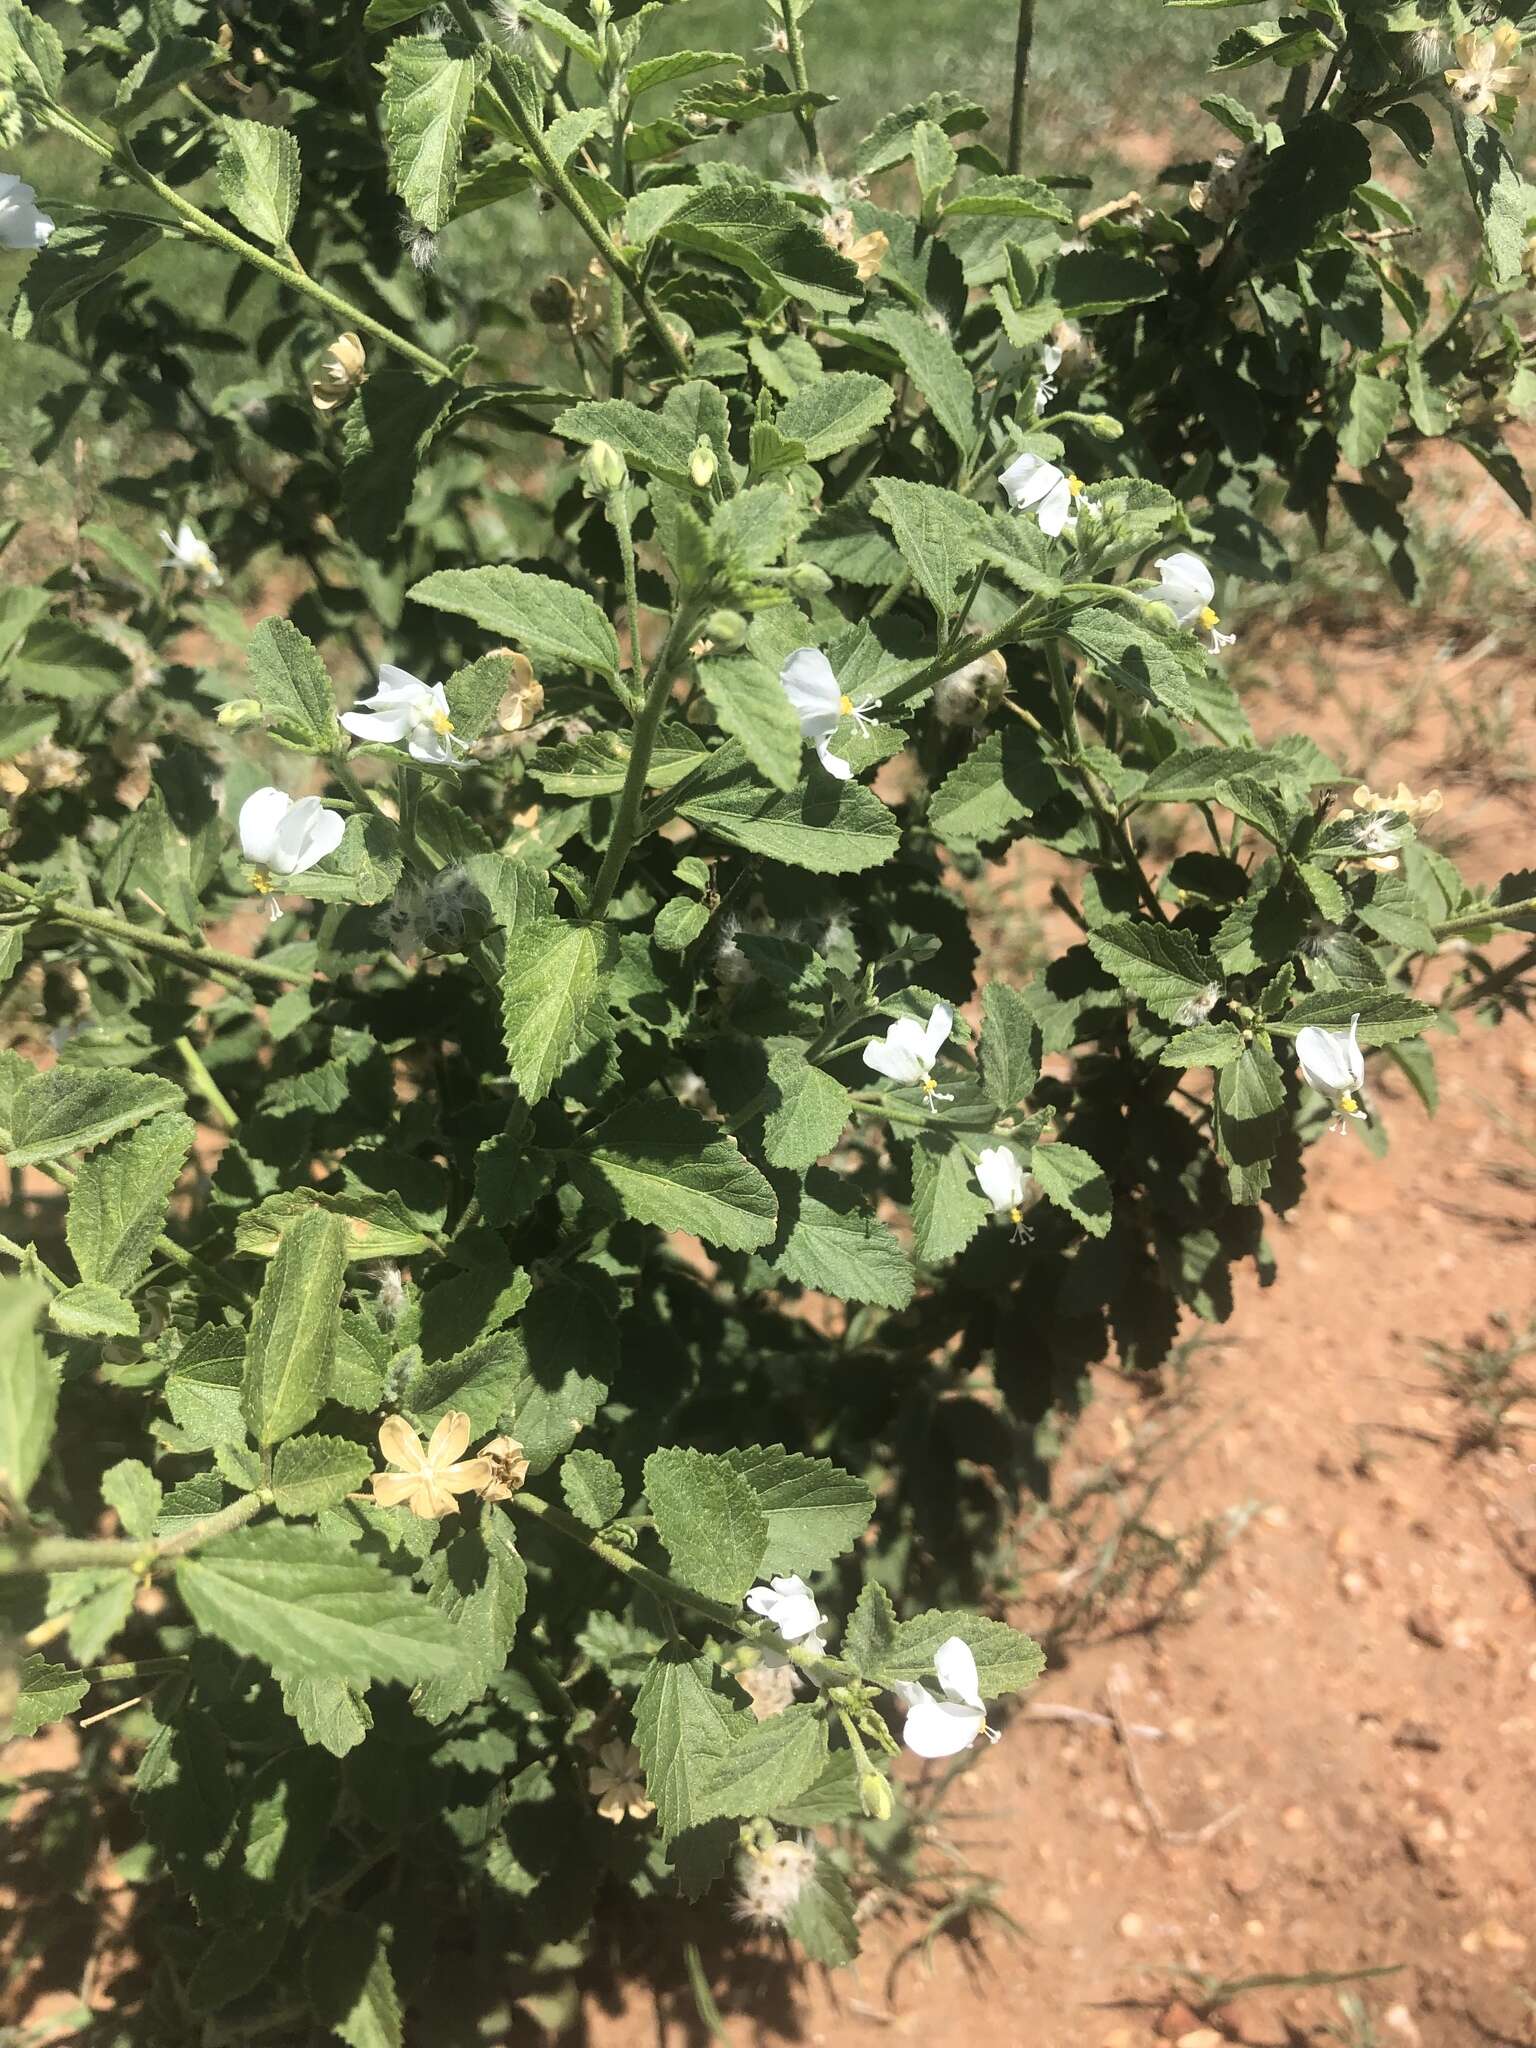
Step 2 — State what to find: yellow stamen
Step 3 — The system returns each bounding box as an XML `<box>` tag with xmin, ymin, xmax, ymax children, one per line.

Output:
<box><xmin>1009</xmin><ymin>1205</ymin><xmax>1022</xmax><ymax>1225</ymax></box>
<box><xmin>250</xmin><ymin>867</ymin><xmax>273</xmax><ymax>896</ymax></box>
<box><xmin>431</xmin><ymin>709</ymin><xmax>454</xmax><ymax>737</ymax></box>
<box><xmin>1339</xmin><ymin>1092</ymin><xmax>1359</xmax><ymax>1116</ymax></box>
<box><xmin>1198</xmin><ymin>604</ymin><xmax>1219</xmax><ymax>631</ymax></box>
<box><xmin>1067</xmin><ymin>474</ymin><xmax>1084</xmax><ymax>496</ymax></box>
<box><xmin>920</xmin><ymin>1076</ymin><xmax>938</xmax><ymax>1095</ymax></box>
<box><xmin>838</xmin><ymin>694</ymin><xmax>855</xmax><ymax>716</ymax></box>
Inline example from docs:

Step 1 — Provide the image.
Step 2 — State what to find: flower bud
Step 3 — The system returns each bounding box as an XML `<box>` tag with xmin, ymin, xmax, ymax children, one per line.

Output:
<box><xmin>310</xmin><ymin>331</ymin><xmax>366</xmax><ymax>413</ymax></box>
<box><xmin>216</xmin><ymin>698</ymin><xmax>263</xmax><ymax>731</ymax></box>
<box><xmin>858</xmin><ymin>1770</ymin><xmax>895</xmax><ymax>1822</ymax></box>
<box><xmin>786</xmin><ymin>561</ymin><xmax>832</xmax><ymax>599</ymax></box>
<box><xmin>702</xmin><ymin>608</ymin><xmax>747</xmax><ymax>652</ymax></box>
<box><xmin>688</xmin><ymin>438</ymin><xmax>718</xmax><ymax>489</ymax></box>
<box><xmin>581</xmin><ymin>440</ymin><xmax>628</xmax><ymax>496</ymax></box>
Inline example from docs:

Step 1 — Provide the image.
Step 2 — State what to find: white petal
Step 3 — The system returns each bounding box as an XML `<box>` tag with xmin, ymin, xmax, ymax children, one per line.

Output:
<box><xmin>1035</xmin><ymin>480</ymin><xmax>1076</xmax><ymax>538</ymax></box>
<box><xmin>999</xmin><ymin>452</ymin><xmax>1064</xmax><ymax>513</ymax></box>
<box><xmin>813</xmin><ymin>735</ymin><xmax>853</xmax><ymax>781</ymax></box>
<box><xmin>407</xmin><ymin>727</ymin><xmax>455</xmax><ymax>765</ymax></box>
<box><xmin>272</xmin><ymin>798</ymin><xmax>343</xmax><ymax>878</ymax></box>
<box><xmin>975</xmin><ymin>1145</ymin><xmax>1024</xmax><ymax>1214</ymax></box>
<box><xmin>1154</xmin><ymin>551</ymin><xmax>1213</xmax><ymax>605</ymax></box>
<box><xmin>862</xmin><ymin>1037</ymin><xmax>923</xmax><ymax>1083</ymax></box>
<box><xmin>933</xmin><ymin>1634</ymin><xmax>983</xmax><ymax>1710</ymax></box>
<box><xmin>901</xmin><ymin>1696</ymin><xmax>987</xmax><ymax>1759</ymax></box>
<box><xmin>922</xmin><ymin>1002</ymin><xmax>955</xmax><ymax>1062</ymax></box>
<box><xmin>781</xmin><ymin>648</ymin><xmax>840</xmax><ymax>726</ymax></box>
<box><xmin>341</xmin><ymin>707</ymin><xmax>414</xmax><ymax>743</ymax></box>
<box><xmin>892</xmin><ymin>1679</ymin><xmax>933</xmax><ymax>1711</ymax></box>
<box><xmin>238</xmin><ymin>786</ymin><xmax>292</xmax><ymax>865</ymax></box>
<box><xmin>1295</xmin><ymin>1024</ymin><xmax>1362</xmax><ymax>1095</ymax></box>
<box><xmin>377</xmin><ymin>663</ymin><xmax>431</xmax><ymax>700</ymax></box>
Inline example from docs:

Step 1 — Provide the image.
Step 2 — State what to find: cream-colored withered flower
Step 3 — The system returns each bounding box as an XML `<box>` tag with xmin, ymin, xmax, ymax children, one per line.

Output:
<box><xmin>1446</xmin><ymin>25</ymin><xmax>1523</xmax><ymax>116</ymax></box>
<box><xmin>310</xmin><ymin>331</ymin><xmax>366</xmax><ymax>412</ymax></box>
<box><xmin>588</xmin><ymin>1741</ymin><xmax>653</xmax><ymax>1823</ymax></box>
<box><xmin>822</xmin><ymin>205</ymin><xmax>888</xmax><ymax>282</ymax></box>
<box><xmin>369</xmin><ymin>1410</ymin><xmax>491</xmax><ymax>1519</ymax></box>
<box><xmin>474</xmin><ymin>1434</ymin><xmax>529</xmax><ymax>1501</ymax></box>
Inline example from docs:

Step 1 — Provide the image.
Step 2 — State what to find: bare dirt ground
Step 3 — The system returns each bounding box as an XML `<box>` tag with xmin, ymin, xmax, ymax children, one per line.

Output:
<box><xmin>578</xmin><ymin>456</ymin><xmax>1536</xmax><ymax>2048</ymax></box>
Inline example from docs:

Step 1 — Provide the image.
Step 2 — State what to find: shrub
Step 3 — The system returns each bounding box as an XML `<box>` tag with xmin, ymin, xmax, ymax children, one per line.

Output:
<box><xmin>1</xmin><ymin>0</ymin><xmax>1533</xmax><ymax>2033</ymax></box>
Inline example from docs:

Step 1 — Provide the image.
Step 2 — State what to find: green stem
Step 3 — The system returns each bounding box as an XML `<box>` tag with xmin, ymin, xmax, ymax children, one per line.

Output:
<box><xmin>47</xmin><ymin>107</ymin><xmax>455</xmax><ymax>383</ymax></box>
<box><xmin>507</xmin><ymin>1492</ymin><xmax>858</xmax><ymax>1684</ymax></box>
<box><xmin>1046</xmin><ymin>642</ymin><xmax>1169</xmax><ymax>926</ymax></box>
<box><xmin>588</xmin><ymin>608</ymin><xmax>698</xmax><ymax>917</ymax></box>
<box><xmin>176</xmin><ymin>1034</ymin><xmax>239</xmax><ymax>1130</ymax></box>
<box><xmin>441</xmin><ymin>0</ymin><xmax>691</xmax><ymax>379</ymax></box>
<box><xmin>81</xmin><ymin>1656</ymin><xmax>187</xmax><ymax>1683</ymax></box>
<box><xmin>607</xmin><ymin>483</ymin><xmax>645</xmax><ymax>711</ymax></box>
<box><xmin>0</xmin><ymin>871</ymin><xmax>313</xmax><ymax>990</ymax></box>
<box><xmin>0</xmin><ymin>1488</ymin><xmax>264</xmax><ymax>1578</ymax></box>
<box><xmin>1007</xmin><ymin>0</ymin><xmax>1037</xmax><ymax>176</ymax></box>
<box><xmin>1435</xmin><ymin>895</ymin><xmax>1536</xmax><ymax>939</ymax></box>
<box><xmin>0</xmin><ymin>1233</ymin><xmax>63</xmax><ymax>1291</ymax></box>
<box><xmin>777</xmin><ymin>0</ymin><xmax>827</xmax><ymax>173</ymax></box>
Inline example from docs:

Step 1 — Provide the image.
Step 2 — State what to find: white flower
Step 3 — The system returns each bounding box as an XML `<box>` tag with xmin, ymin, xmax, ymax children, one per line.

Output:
<box><xmin>340</xmin><ymin>664</ymin><xmax>467</xmax><ymax>765</ymax></box>
<box><xmin>863</xmin><ymin>1001</ymin><xmax>954</xmax><ymax>1110</ymax></box>
<box><xmin>779</xmin><ymin>648</ymin><xmax>877</xmax><ymax>782</ymax></box>
<box><xmin>0</xmin><ymin>173</ymin><xmax>54</xmax><ymax>251</ymax></box>
<box><xmin>159</xmin><ymin>521</ymin><xmax>222</xmax><ymax>586</ymax></box>
<box><xmin>734</xmin><ymin>1837</ymin><xmax>817</xmax><ymax>1928</ymax></box>
<box><xmin>975</xmin><ymin>1145</ymin><xmax>1038</xmax><ymax>1238</ymax></box>
<box><xmin>999</xmin><ymin>450</ymin><xmax>1082</xmax><ymax>537</ymax></box>
<box><xmin>745</xmin><ymin>1574</ymin><xmax>827</xmax><ymax>1653</ymax></box>
<box><xmin>1033</xmin><ymin>341</ymin><xmax>1063</xmax><ymax>416</ymax></box>
<box><xmin>237</xmin><ymin>786</ymin><xmax>345</xmax><ymax>919</ymax></box>
<box><xmin>1143</xmin><ymin>551</ymin><xmax>1234</xmax><ymax>653</ymax></box>
<box><xmin>1445</xmin><ymin>25</ymin><xmax>1523</xmax><ymax>116</ymax></box>
<box><xmin>1295</xmin><ymin>1013</ymin><xmax>1367</xmax><ymax>1128</ymax></box>
<box><xmin>893</xmin><ymin>1636</ymin><xmax>998</xmax><ymax>1759</ymax></box>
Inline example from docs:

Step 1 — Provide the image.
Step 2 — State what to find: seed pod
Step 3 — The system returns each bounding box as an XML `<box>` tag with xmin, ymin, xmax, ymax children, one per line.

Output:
<box><xmin>310</xmin><ymin>331</ymin><xmax>366</xmax><ymax>413</ymax></box>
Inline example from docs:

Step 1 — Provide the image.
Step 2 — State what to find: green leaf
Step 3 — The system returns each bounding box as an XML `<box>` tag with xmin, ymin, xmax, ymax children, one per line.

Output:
<box><xmin>910</xmin><ymin>1133</ymin><xmax>990</xmax><ymax>1263</ymax></box>
<box><xmin>555</xmin><ymin>397</ymin><xmax>699</xmax><ymax>490</ymax></box>
<box><xmin>560</xmin><ymin>1447</ymin><xmax>624</xmax><ymax>1528</ymax></box>
<box><xmin>776</xmin><ymin>372</ymin><xmax>894</xmax><ymax>461</ymax></box>
<box><xmin>762</xmin><ymin>1049</ymin><xmax>852</xmax><ymax>1173</ymax></box>
<box><xmin>696</xmin><ymin>654</ymin><xmax>803</xmax><ymax>793</ymax></box>
<box><xmin>306</xmin><ymin>1915</ymin><xmax>403</xmax><ymax>2048</ymax></box>
<box><xmin>579</xmin><ymin>1098</ymin><xmax>777</xmax><ymax>1253</ymax></box>
<box><xmin>1030</xmin><ymin>1141</ymin><xmax>1112</xmax><ymax>1237</ymax></box>
<box><xmin>216</xmin><ymin>120</ymin><xmax>301</xmax><ymax>249</ymax></box>
<box><xmin>500</xmin><ymin>916</ymin><xmax>600</xmax><ymax>1104</ymax></box>
<box><xmin>871</xmin><ymin>477</ymin><xmax>987</xmax><ymax>617</ymax></box>
<box><xmin>698</xmin><ymin>1703</ymin><xmax>828</xmax><ymax>1820</ymax></box>
<box><xmin>163</xmin><ymin>1328</ymin><xmax>247</xmax><ymax>1453</ymax></box>
<box><xmin>1270</xmin><ymin>989</ymin><xmax>1435</xmax><ymax>1044</ymax></box>
<box><xmin>9</xmin><ymin>215</ymin><xmax>162</xmax><ymax>343</ymax></box>
<box><xmin>49</xmin><ymin>1282</ymin><xmax>137</xmax><ymax>1339</ymax></box>
<box><xmin>2</xmin><ymin>1066</ymin><xmax>184</xmax><ymax>1169</ymax></box>
<box><xmin>409</xmin><ymin>567</ymin><xmax>620</xmax><ymax>678</ymax></box>
<box><xmin>382</xmin><ymin>33</ymin><xmax>484</xmax><ymax>232</ymax></box>
<box><xmin>979</xmin><ymin>980</ymin><xmax>1041</xmax><ymax>1109</ymax></box>
<box><xmin>855</xmin><ymin>91</ymin><xmax>988</xmax><ymax>175</ymax></box>
<box><xmin>652</xmin><ymin>897</ymin><xmax>710</xmax><ymax>951</ymax></box>
<box><xmin>1214</xmin><ymin>1042</ymin><xmax>1286</xmax><ymax>1200</ymax></box>
<box><xmin>280</xmin><ymin>1676</ymin><xmax>373</xmax><ymax>1758</ymax></box>
<box><xmin>241</xmin><ymin>1207</ymin><xmax>350</xmax><ymax>1448</ymax></box>
<box><xmin>246</xmin><ymin>616</ymin><xmax>343</xmax><ymax>753</ymax></box>
<box><xmin>1456</xmin><ymin>111</ymin><xmax>1531</xmax><ymax>289</ymax></box>
<box><xmin>633</xmin><ymin>1643</ymin><xmax>739</xmax><ymax>1840</ymax></box>
<box><xmin>870</xmin><ymin>1608</ymin><xmax>1045</xmax><ymax>1695</ymax></box>
<box><xmin>414</xmin><ymin>1512</ymin><xmax>527</xmax><ymax>1722</ymax></box>
<box><xmin>644</xmin><ymin>1446</ymin><xmax>769</xmax><ymax>1604</ymax></box>
<box><xmin>786</xmin><ymin>1848</ymin><xmax>860</xmax><ymax>1966</ymax></box>
<box><xmin>1339</xmin><ymin>370</ymin><xmax>1400</xmax><ymax>471</ymax></box>
<box><xmin>1245</xmin><ymin>113</ymin><xmax>1372</xmax><ymax>269</ymax></box>
<box><xmin>627</xmin><ymin>48</ymin><xmax>734</xmax><ymax>96</ymax></box>
<box><xmin>65</xmin><ymin>1111</ymin><xmax>193</xmax><ymax>1294</ymax></box>
<box><xmin>722</xmin><ymin>1445</ymin><xmax>873</xmax><ymax>1576</ymax></box>
<box><xmin>0</xmin><ymin>1279</ymin><xmax>57</xmax><ymax>1504</ymax></box>
<box><xmin>677</xmin><ymin>744</ymin><xmax>900</xmax><ymax>872</ymax></box>
<box><xmin>927</xmin><ymin>727</ymin><xmax>1059</xmax><ymax>855</ymax></box>
<box><xmin>1160</xmin><ymin>1020</ymin><xmax>1245</xmax><ymax>1068</ymax></box>
<box><xmin>271</xmin><ymin>1434</ymin><xmax>374</xmax><ymax>1518</ymax></box>
<box><xmin>1086</xmin><ymin>919</ymin><xmax>1220</xmax><ymax>1024</ymax></box>
<box><xmin>944</xmin><ymin>173</ymin><xmax>1071</xmax><ymax>223</ymax></box>
<box><xmin>1069</xmin><ymin>607</ymin><xmax>1203</xmax><ymax>721</ymax></box>
<box><xmin>235</xmin><ymin>1186</ymin><xmax>430</xmax><ymax>1264</ymax></box>
<box><xmin>844</xmin><ymin>1578</ymin><xmax>899</xmax><ymax>1674</ymax></box>
<box><xmin>1053</xmin><ymin>248</ymin><xmax>1168</xmax><ymax>315</ymax></box>
<box><xmin>176</xmin><ymin>1526</ymin><xmax>463</xmax><ymax>1686</ymax></box>
<box><xmin>101</xmin><ymin>1458</ymin><xmax>162</xmax><ymax>1540</ymax></box>
<box><xmin>115</xmin><ymin>35</ymin><xmax>222</xmax><ymax>122</ymax></box>
<box><xmin>403</xmin><ymin>1327</ymin><xmax>527</xmax><ymax>1435</ymax></box>
<box><xmin>661</xmin><ymin>186</ymin><xmax>863</xmax><ymax>314</ymax></box>
<box><xmin>11</xmin><ymin>1654</ymin><xmax>88</xmax><ymax>1738</ymax></box>
<box><xmin>874</xmin><ymin>310</ymin><xmax>977</xmax><ymax>457</ymax></box>
<box><xmin>771</xmin><ymin>1173</ymin><xmax>915</xmax><ymax>1307</ymax></box>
